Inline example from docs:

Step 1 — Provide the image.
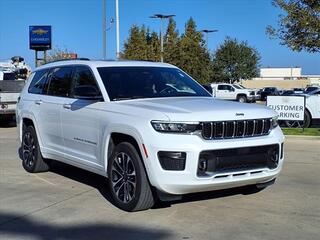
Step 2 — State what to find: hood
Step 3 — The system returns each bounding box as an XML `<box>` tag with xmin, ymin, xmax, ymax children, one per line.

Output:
<box><xmin>118</xmin><ymin>97</ymin><xmax>276</xmax><ymax>121</ymax></box>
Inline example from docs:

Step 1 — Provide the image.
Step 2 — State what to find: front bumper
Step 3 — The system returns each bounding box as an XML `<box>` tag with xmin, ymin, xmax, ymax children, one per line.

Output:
<box><xmin>0</xmin><ymin>109</ymin><xmax>15</xmax><ymax>115</ymax></box>
<box><xmin>143</xmin><ymin>127</ymin><xmax>284</xmax><ymax>195</ymax></box>
<box><xmin>0</xmin><ymin>102</ymin><xmax>16</xmax><ymax>115</ymax></box>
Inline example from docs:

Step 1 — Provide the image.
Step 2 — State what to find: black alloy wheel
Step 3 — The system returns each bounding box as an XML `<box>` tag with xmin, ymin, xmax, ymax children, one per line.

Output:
<box><xmin>108</xmin><ymin>142</ymin><xmax>154</xmax><ymax>211</ymax></box>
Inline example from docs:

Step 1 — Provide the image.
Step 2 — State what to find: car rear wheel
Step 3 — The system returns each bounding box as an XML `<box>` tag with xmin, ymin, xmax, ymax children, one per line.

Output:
<box><xmin>108</xmin><ymin>142</ymin><xmax>154</xmax><ymax>211</ymax></box>
<box><xmin>21</xmin><ymin>125</ymin><xmax>50</xmax><ymax>173</ymax></box>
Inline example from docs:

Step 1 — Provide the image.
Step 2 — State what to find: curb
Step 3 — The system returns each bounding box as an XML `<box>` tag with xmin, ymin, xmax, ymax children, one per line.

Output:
<box><xmin>284</xmin><ymin>135</ymin><xmax>320</xmax><ymax>139</ymax></box>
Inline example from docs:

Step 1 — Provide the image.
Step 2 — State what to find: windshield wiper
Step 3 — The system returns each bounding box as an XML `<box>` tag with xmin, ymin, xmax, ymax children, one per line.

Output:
<box><xmin>112</xmin><ymin>96</ymin><xmax>147</xmax><ymax>101</ymax></box>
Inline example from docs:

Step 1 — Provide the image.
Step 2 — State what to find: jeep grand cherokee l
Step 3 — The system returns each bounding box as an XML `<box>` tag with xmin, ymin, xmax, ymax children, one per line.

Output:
<box><xmin>16</xmin><ymin>60</ymin><xmax>284</xmax><ymax>211</ymax></box>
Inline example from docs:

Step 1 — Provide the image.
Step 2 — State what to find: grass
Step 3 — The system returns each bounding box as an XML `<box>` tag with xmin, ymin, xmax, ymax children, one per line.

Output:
<box><xmin>282</xmin><ymin>128</ymin><xmax>320</xmax><ymax>136</ymax></box>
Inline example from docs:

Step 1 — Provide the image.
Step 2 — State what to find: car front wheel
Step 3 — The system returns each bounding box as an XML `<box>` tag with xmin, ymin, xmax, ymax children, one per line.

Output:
<box><xmin>237</xmin><ymin>95</ymin><xmax>247</xmax><ymax>103</ymax></box>
<box><xmin>108</xmin><ymin>142</ymin><xmax>154</xmax><ymax>211</ymax></box>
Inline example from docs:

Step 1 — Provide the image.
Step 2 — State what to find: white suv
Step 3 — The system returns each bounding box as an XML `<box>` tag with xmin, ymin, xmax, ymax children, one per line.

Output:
<box><xmin>17</xmin><ymin>60</ymin><xmax>284</xmax><ymax>211</ymax></box>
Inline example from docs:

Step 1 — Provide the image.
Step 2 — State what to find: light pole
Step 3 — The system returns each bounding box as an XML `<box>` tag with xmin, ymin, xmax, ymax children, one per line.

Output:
<box><xmin>200</xmin><ymin>29</ymin><xmax>218</xmax><ymax>48</ymax></box>
<box><xmin>150</xmin><ymin>14</ymin><xmax>175</xmax><ymax>62</ymax></box>
<box><xmin>115</xmin><ymin>0</ymin><xmax>120</xmax><ymax>59</ymax></box>
<box><xmin>102</xmin><ymin>0</ymin><xmax>106</xmax><ymax>59</ymax></box>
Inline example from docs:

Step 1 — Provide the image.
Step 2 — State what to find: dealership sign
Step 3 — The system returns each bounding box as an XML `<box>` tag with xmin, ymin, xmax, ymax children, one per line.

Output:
<box><xmin>267</xmin><ymin>96</ymin><xmax>305</xmax><ymax>121</ymax></box>
<box><xmin>29</xmin><ymin>25</ymin><xmax>52</xmax><ymax>50</ymax></box>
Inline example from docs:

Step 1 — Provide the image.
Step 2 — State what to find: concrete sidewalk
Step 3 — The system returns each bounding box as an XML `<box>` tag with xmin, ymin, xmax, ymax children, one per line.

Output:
<box><xmin>1</xmin><ymin>126</ymin><xmax>319</xmax><ymax>240</ymax></box>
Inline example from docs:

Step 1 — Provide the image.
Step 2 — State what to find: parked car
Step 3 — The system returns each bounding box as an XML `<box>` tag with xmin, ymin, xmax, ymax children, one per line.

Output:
<box><xmin>0</xmin><ymin>73</ymin><xmax>26</xmax><ymax>123</ymax></box>
<box><xmin>280</xmin><ymin>89</ymin><xmax>295</xmax><ymax>96</ymax></box>
<box><xmin>283</xmin><ymin>88</ymin><xmax>320</xmax><ymax>128</ymax></box>
<box><xmin>17</xmin><ymin>59</ymin><xmax>284</xmax><ymax>211</ymax></box>
<box><xmin>304</xmin><ymin>86</ymin><xmax>320</xmax><ymax>94</ymax></box>
<box><xmin>233</xmin><ymin>84</ymin><xmax>261</xmax><ymax>101</ymax></box>
<box><xmin>260</xmin><ymin>87</ymin><xmax>280</xmax><ymax>101</ymax></box>
<box><xmin>292</xmin><ymin>88</ymin><xmax>304</xmax><ymax>94</ymax></box>
<box><xmin>209</xmin><ymin>83</ymin><xmax>256</xmax><ymax>103</ymax></box>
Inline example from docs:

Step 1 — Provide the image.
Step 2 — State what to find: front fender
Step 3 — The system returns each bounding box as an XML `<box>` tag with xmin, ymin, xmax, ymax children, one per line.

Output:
<box><xmin>101</xmin><ymin>123</ymin><xmax>149</xmax><ymax>176</ymax></box>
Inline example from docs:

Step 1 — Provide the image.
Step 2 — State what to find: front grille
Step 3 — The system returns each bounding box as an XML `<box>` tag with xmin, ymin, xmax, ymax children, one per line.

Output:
<box><xmin>198</xmin><ymin>144</ymin><xmax>280</xmax><ymax>176</ymax></box>
<box><xmin>201</xmin><ymin>118</ymin><xmax>272</xmax><ymax>140</ymax></box>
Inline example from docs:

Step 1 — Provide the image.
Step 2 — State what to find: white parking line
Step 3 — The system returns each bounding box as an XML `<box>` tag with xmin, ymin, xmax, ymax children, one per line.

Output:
<box><xmin>31</xmin><ymin>174</ymin><xmax>56</xmax><ymax>186</ymax></box>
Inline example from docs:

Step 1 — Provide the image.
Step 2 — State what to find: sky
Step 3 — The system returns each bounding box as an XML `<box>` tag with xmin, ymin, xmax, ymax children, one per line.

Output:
<box><xmin>0</xmin><ymin>0</ymin><xmax>319</xmax><ymax>74</ymax></box>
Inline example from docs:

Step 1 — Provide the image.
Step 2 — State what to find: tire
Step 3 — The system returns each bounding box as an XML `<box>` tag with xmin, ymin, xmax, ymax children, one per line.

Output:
<box><xmin>237</xmin><ymin>95</ymin><xmax>247</xmax><ymax>103</ymax></box>
<box><xmin>107</xmin><ymin>142</ymin><xmax>154</xmax><ymax>211</ymax></box>
<box><xmin>284</xmin><ymin>110</ymin><xmax>311</xmax><ymax>128</ymax></box>
<box><xmin>21</xmin><ymin>125</ymin><xmax>50</xmax><ymax>173</ymax></box>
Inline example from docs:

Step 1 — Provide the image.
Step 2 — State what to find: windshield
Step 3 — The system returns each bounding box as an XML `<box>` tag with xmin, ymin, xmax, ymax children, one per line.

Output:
<box><xmin>97</xmin><ymin>67</ymin><xmax>211</xmax><ymax>101</ymax></box>
<box><xmin>233</xmin><ymin>84</ymin><xmax>243</xmax><ymax>89</ymax></box>
<box><xmin>305</xmin><ymin>87</ymin><xmax>319</xmax><ymax>93</ymax></box>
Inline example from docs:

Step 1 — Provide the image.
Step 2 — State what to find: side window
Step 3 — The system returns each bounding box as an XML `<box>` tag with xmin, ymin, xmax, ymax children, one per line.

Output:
<box><xmin>28</xmin><ymin>69</ymin><xmax>49</xmax><ymax>94</ymax></box>
<box><xmin>72</xmin><ymin>66</ymin><xmax>100</xmax><ymax>97</ymax></box>
<box><xmin>226</xmin><ymin>85</ymin><xmax>233</xmax><ymax>91</ymax></box>
<box><xmin>217</xmin><ymin>85</ymin><xmax>224</xmax><ymax>90</ymax></box>
<box><xmin>47</xmin><ymin>67</ymin><xmax>73</xmax><ymax>97</ymax></box>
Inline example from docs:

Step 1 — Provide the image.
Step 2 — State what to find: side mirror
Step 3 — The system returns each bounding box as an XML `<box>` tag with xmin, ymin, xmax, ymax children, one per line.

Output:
<box><xmin>229</xmin><ymin>88</ymin><xmax>235</xmax><ymax>92</ymax></box>
<box><xmin>74</xmin><ymin>85</ymin><xmax>103</xmax><ymax>101</ymax></box>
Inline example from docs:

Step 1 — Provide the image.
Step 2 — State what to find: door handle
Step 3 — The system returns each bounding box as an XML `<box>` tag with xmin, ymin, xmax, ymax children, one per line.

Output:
<box><xmin>63</xmin><ymin>104</ymin><xmax>71</xmax><ymax>109</ymax></box>
<box><xmin>35</xmin><ymin>100</ymin><xmax>42</xmax><ymax>105</ymax></box>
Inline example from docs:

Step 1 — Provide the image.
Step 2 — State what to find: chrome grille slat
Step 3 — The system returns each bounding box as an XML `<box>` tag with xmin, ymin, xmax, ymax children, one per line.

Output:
<box><xmin>222</xmin><ymin>122</ymin><xmax>225</xmax><ymax>138</ymax></box>
<box><xmin>201</xmin><ymin>118</ymin><xmax>272</xmax><ymax>140</ymax></box>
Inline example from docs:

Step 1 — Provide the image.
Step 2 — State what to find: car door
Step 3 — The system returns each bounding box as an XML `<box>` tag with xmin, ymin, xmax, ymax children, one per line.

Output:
<box><xmin>216</xmin><ymin>85</ymin><xmax>229</xmax><ymax>99</ymax></box>
<box><xmin>60</xmin><ymin>65</ymin><xmax>104</xmax><ymax>168</ymax></box>
<box><xmin>43</xmin><ymin>66</ymin><xmax>74</xmax><ymax>156</ymax></box>
<box><xmin>24</xmin><ymin>69</ymin><xmax>53</xmax><ymax>149</ymax></box>
<box><xmin>225</xmin><ymin>85</ymin><xmax>235</xmax><ymax>99</ymax></box>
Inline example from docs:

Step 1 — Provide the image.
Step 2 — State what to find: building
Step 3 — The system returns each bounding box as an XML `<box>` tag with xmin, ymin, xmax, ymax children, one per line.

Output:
<box><xmin>243</xmin><ymin>67</ymin><xmax>320</xmax><ymax>89</ymax></box>
<box><xmin>259</xmin><ymin>67</ymin><xmax>301</xmax><ymax>80</ymax></box>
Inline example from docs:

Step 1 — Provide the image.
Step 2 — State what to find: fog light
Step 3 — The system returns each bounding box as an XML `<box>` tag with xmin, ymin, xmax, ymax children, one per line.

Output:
<box><xmin>267</xmin><ymin>148</ymin><xmax>279</xmax><ymax>169</ymax></box>
<box><xmin>158</xmin><ymin>151</ymin><xmax>186</xmax><ymax>171</ymax></box>
<box><xmin>198</xmin><ymin>158</ymin><xmax>207</xmax><ymax>171</ymax></box>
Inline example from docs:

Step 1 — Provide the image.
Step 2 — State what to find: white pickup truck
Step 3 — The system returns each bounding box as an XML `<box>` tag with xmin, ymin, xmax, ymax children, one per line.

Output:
<box><xmin>208</xmin><ymin>83</ymin><xmax>258</xmax><ymax>103</ymax></box>
<box><xmin>0</xmin><ymin>79</ymin><xmax>25</xmax><ymax>122</ymax></box>
<box><xmin>0</xmin><ymin>57</ymin><xmax>29</xmax><ymax>122</ymax></box>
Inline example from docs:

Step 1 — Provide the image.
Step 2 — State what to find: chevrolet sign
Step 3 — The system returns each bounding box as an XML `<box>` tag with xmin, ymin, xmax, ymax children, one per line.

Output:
<box><xmin>29</xmin><ymin>26</ymin><xmax>52</xmax><ymax>50</ymax></box>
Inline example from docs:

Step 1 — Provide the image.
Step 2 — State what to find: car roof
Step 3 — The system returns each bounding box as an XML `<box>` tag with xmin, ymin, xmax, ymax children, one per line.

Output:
<box><xmin>35</xmin><ymin>60</ymin><xmax>176</xmax><ymax>71</ymax></box>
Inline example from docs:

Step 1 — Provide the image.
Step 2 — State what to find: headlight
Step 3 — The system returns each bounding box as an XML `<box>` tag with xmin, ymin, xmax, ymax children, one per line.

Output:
<box><xmin>151</xmin><ymin>121</ymin><xmax>200</xmax><ymax>133</ymax></box>
<box><xmin>271</xmin><ymin>116</ymin><xmax>279</xmax><ymax>128</ymax></box>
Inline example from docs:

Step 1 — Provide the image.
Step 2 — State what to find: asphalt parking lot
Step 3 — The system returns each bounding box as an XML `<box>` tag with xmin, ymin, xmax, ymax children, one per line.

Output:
<box><xmin>0</xmin><ymin>123</ymin><xmax>319</xmax><ymax>240</ymax></box>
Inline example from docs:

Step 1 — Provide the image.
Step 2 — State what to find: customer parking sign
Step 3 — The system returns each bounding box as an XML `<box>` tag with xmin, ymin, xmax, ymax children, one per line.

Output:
<box><xmin>267</xmin><ymin>96</ymin><xmax>305</xmax><ymax>121</ymax></box>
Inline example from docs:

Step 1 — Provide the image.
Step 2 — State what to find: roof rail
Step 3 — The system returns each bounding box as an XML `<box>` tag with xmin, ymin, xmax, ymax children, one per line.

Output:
<box><xmin>43</xmin><ymin>58</ymin><xmax>90</xmax><ymax>65</ymax></box>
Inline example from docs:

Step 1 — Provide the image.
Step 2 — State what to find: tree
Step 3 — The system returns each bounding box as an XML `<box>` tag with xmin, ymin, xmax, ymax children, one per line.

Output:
<box><xmin>121</xmin><ymin>25</ymin><xmax>149</xmax><ymax>60</ymax></box>
<box><xmin>121</xmin><ymin>18</ymin><xmax>213</xmax><ymax>83</ymax></box>
<box><xmin>266</xmin><ymin>0</ymin><xmax>320</xmax><ymax>52</ymax></box>
<box><xmin>146</xmin><ymin>30</ymin><xmax>161</xmax><ymax>61</ymax></box>
<box><xmin>47</xmin><ymin>46</ymin><xmax>74</xmax><ymax>62</ymax></box>
<box><xmin>164</xmin><ymin>18</ymin><xmax>180</xmax><ymax>65</ymax></box>
<box><xmin>212</xmin><ymin>38</ymin><xmax>260</xmax><ymax>83</ymax></box>
<box><xmin>178</xmin><ymin>18</ymin><xmax>213</xmax><ymax>83</ymax></box>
